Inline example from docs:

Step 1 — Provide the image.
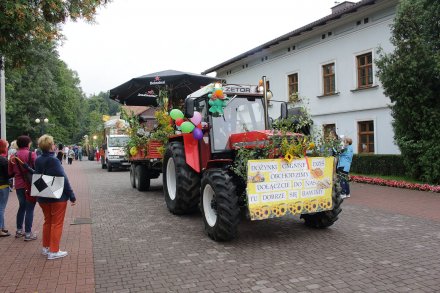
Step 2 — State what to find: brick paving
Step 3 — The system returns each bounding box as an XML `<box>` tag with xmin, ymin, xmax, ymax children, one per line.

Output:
<box><xmin>1</xmin><ymin>160</ymin><xmax>440</xmax><ymax>292</ymax></box>
<box><xmin>0</xmin><ymin>160</ymin><xmax>94</xmax><ymax>293</ymax></box>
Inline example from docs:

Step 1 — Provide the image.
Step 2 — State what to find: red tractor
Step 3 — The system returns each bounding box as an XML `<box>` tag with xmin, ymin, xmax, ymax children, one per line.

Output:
<box><xmin>163</xmin><ymin>79</ymin><xmax>343</xmax><ymax>241</ymax></box>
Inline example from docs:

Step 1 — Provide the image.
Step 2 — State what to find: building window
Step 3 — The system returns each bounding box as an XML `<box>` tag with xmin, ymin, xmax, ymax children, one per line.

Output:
<box><xmin>322</xmin><ymin>63</ymin><xmax>335</xmax><ymax>95</ymax></box>
<box><xmin>323</xmin><ymin>124</ymin><xmax>336</xmax><ymax>140</ymax></box>
<box><xmin>288</xmin><ymin>73</ymin><xmax>298</xmax><ymax>97</ymax></box>
<box><xmin>358</xmin><ymin>120</ymin><xmax>374</xmax><ymax>153</ymax></box>
<box><xmin>357</xmin><ymin>52</ymin><xmax>373</xmax><ymax>88</ymax></box>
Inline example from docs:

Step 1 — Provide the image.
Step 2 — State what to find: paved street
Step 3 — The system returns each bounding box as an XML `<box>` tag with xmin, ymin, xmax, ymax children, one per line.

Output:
<box><xmin>1</xmin><ymin>160</ymin><xmax>440</xmax><ymax>292</ymax></box>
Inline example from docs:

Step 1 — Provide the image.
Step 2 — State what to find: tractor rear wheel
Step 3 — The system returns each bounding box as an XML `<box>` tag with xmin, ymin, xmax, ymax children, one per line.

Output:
<box><xmin>163</xmin><ymin>141</ymin><xmax>200</xmax><ymax>214</ymax></box>
<box><xmin>130</xmin><ymin>164</ymin><xmax>136</xmax><ymax>188</ymax></box>
<box><xmin>201</xmin><ymin>169</ymin><xmax>240</xmax><ymax>241</ymax></box>
<box><xmin>300</xmin><ymin>186</ymin><xmax>343</xmax><ymax>228</ymax></box>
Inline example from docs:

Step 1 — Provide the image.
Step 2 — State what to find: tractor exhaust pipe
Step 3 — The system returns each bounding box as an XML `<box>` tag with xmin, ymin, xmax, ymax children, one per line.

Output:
<box><xmin>262</xmin><ymin>76</ymin><xmax>269</xmax><ymax>130</ymax></box>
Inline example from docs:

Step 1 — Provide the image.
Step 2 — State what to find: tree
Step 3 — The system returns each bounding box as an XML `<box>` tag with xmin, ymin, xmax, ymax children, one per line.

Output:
<box><xmin>6</xmin><ymin>42</ymin><xmax>86</xmax><ymax>144</ymax></box>
<box><xmin>0</xmin><ymin>0</ymin><xmax>109</xmax><ymax>66</ymax></box>
<box><xmin>376</xmin><ymin>0</ymin><xmax>440</xmax><ymax>184</ymax></box>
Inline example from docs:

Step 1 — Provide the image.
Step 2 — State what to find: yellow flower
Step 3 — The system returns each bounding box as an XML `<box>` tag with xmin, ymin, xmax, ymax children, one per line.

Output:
<box><xmin>309</xmin><ymin>142</ymin><xmax>315</xmax><ymax>149</ymax></box>
<box><xmin>284</xmin><ymin>152</ymin><xmax>294</xmax><ymax>163</ymax></box>
<box><xmin>130</xmin><ymin>146</ymin><xmax>138</xmax><ymax>156</ymax></box>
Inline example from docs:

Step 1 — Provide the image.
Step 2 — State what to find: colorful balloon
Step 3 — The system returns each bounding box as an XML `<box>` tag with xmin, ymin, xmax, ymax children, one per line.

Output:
<box><xmin>181</xmin><ymin>121</ymin><xmax>195</xmax><ymax>133</ymax></box>
<box><xmin>193</xmin><ymin>128</ymin><xmax>203</xmax><ymax>140</ymax></box>
<box><xmin>170</xmin><ymin>109</ymin><xmax>184</xmax><ymax>120</ymax></box>
<box><xmin>190</xmin><ymin>111</ymin><xmax>202</xmax><ymax>126</ymax></box>
<box><xmin>175</xmin><ymin>118</ymin><xmax>184</xmax><ymax>126</ymax></box>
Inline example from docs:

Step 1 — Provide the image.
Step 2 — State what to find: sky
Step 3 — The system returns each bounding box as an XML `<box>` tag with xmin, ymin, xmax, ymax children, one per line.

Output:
<box><xmin>58</xmin><ymin>0</ymin><xmax>346</xmax><ymax>96</ymax></box>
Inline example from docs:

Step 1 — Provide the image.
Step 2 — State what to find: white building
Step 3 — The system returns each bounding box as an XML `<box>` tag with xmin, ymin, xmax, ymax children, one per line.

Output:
<box><xmin>202</xmin><ymin>0</ymin><xmax>400</xmax><ymax>155</ymax></box>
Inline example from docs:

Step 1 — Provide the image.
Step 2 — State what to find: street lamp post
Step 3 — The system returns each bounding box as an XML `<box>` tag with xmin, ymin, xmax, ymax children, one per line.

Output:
<box><xmin>35</xmin><ymin>118</ymin><xmax>49</xmax><ymax>136</ymax></box>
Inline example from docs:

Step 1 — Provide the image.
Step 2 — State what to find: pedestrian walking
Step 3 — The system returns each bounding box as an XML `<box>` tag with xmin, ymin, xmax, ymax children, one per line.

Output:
<box><xmin>7</xmin><ymin>140</ymin><xmax>17</xmax><ymax>160</ymax></box>
<box><xmin>78</xmin><ymin>146</ymin><xmax>83</xmax><ymax>161</ymax></box>
<box><xmin>7</xmin><ymin>140</ymin><xmax>18</xmax><ymax>191</ymax></box>
<box><xmin>8</xmin><ymin>135</ymin><xmax>38</xmax><ymax>240</ymax></box>
<box><xmin>63</xmin><ymin>145</ymin><xmax>69</xmax><ymax>163</ymax></box>
<box><xmin>56</xmin><ymin>144</ymin><xmax>64</xmax><ymax>164</ymax></box>
<box><xmin>35</xmin><ymin>135</ymin><xmax>76</xmax><ymax>260</ymax></box>
<box><xmin>67</xmin><ymin>147</ymin><xmax>75</xmax><ymax>165</ymax></box>
<box><xmin>95</xmin><ymin>147</ymin><xmax>100</xmax><ymax>163</ymax></box>
<box><xmin>0</xmin><ymin>139</ymin><xmax>11</xmax><ymax>237</ymax></box>
<box><xmin>337</xmin><ymin>137</ymin><xmax>354</xmax><ymax>199</ymax></box>
<box><xmin>73</xmin><ymin>145</ymin><xmax>79</xmax><ymax>160</ymax></box>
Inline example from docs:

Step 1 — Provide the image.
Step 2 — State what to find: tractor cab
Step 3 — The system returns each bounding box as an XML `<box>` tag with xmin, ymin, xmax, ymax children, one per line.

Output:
<box><xmin>184</xmin><ymin>82</ymin><xmax>288</xmax><ymax>160</ymax></box>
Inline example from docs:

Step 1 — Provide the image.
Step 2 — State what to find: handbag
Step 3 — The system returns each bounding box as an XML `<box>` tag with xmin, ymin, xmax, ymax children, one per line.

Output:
<box><xmin>30</xmin><ymin>158</ymin><xmax>65</xmax><ymax>199</ymax></box>
<box><xmin>15</xmin><ymin>151</ymin><xmax>33</xmax><ymax>184</ymax></box>
<box><xmin>14</xmin><ymin>152</ymin><xmax>36</xmax><ymax>203</ymax></box>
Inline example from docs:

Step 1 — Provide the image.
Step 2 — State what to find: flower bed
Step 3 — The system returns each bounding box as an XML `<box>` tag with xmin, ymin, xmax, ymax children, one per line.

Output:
<box><xmin>349</xmin><ymin>175</ymin><xmax>440</xmax><ymax>193</ymax></box>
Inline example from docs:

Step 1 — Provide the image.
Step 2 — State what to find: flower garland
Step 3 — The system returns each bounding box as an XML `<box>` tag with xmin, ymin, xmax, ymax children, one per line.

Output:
<box><xmin>350</xmin><ymin>175</ymin><xmax>440</xmax><ymax>193</ymax></box>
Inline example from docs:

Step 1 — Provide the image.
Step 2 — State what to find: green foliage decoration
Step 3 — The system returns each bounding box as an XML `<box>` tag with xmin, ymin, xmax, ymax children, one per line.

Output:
<box><xmin>122</xmin><ymin>107</ymin><xmax>174</xmax><ymax>157</ymax></box>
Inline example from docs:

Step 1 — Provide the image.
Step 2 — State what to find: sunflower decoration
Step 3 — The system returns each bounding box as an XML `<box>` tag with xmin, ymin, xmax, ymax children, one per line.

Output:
<box><xmin>208</xmin><ymin>86</ymin><xmax>228</xmax><ymax>116</ymax></box>
<box><xmin>284</xmin><ymin>152</ymin><xmax>294</xmax><ymax>163</ymax></box>
<box><xmin>129</xmin><ymin>146</ymin><xmax>138</xmax><ymax>156</ymax></box>
<box><xmin>280</xmin><ymin>135</ymin><xmax>317</xmax><ymax>164</ymax></box>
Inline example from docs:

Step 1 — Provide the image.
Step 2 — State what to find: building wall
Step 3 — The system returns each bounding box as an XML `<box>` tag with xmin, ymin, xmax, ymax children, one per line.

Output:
<box><xmin>216</xmin><ymin>2</ymin><xmax>400</xmax><ymax>154</ymax></box>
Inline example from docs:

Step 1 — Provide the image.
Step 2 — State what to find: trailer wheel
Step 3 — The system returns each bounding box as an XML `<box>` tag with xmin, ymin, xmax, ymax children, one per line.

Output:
<box><xmin>135</xmin><ymin>165</ymin><xmax>150</xmax><ymax>191</ymax></box>
<box><xmin>201</xmin><ymin>169</ymin><xmax>240</xmax><ymax>241</ymax></box>
<box><xmin>130</xmin><ymin>164</ymin><xmax>136</xmax><ymax>188</ymax></box>
<box><xmin>300</xmin><ymin>185</ymin><xmax>343</xmax><ymax>228</ymax></box>
<box><xmin>163</xmin><ymin>141</ymin><xmax>200</xmax><ymax>214</ymax></box>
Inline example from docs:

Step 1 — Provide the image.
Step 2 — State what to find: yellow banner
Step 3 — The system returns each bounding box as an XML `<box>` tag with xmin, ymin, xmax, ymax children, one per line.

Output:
<box><xmin>247</xmin><ymin>157</ymin><xmax>334</xmax><ymax>220</ymax></box>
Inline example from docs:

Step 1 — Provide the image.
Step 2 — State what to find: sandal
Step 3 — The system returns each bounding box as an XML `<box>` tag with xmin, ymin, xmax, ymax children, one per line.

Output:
<box><xmin>0</xmin><ymin>231</ymin><xmax>11</xmax><ymax>237</ymax></box>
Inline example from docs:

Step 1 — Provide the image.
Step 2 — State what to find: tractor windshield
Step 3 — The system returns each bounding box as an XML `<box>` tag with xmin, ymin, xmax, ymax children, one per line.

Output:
<box><xmin>211</xmin><ymin>96</ymin><xmax>266</xmax><ymax>151</ymax></box>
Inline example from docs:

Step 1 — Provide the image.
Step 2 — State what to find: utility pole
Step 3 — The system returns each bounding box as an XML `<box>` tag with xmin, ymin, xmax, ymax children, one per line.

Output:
<box><xmin>0</xmin><ymin>56</ymin><xmax>6</xmax><ymax>140</ymax></box>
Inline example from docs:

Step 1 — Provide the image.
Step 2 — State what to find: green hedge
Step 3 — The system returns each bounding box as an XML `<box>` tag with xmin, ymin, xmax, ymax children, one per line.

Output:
<box><xmin>350</xmin><ymin>154</ymin><xmax>406</xmax><ymax>176</ymax></box>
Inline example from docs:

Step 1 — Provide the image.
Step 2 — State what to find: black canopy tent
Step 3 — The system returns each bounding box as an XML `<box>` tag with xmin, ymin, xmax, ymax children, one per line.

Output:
<box><xmin>109</xmin><ymin>70</ymin><xmax>221</xmax><ymax>107</ymax></box>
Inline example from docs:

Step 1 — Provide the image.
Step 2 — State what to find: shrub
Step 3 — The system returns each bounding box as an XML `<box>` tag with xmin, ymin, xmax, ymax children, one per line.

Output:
<box><xmin>351</xmin><ymin>154</ymin><xmax>406</xmax><ymax>176</ymax></box>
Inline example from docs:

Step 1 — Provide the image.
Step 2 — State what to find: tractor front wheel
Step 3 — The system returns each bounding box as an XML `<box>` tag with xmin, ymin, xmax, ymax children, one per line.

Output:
<box><xmin>163</xmin><ymin>142</ymin><xmax>200</xmax><ymax>214</ymax></box>
<box><xmin>201</xmin><ymin>169</ymin><xmax>240</xmax><ymax>241</ymax></box>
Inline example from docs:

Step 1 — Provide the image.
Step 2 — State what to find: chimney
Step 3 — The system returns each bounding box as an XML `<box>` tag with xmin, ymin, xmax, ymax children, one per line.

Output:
<box><xmin>331</xmin><ymin>1</ymin><xmax>356</xmax><ymax>14</ymax></box>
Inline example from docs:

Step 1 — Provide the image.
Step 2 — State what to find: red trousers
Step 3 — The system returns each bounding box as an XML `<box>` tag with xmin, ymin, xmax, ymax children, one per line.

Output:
<box><xmin>39</xmin><ymin>201</ymin><xmax>67</xmax><ymax>253</ymax></box>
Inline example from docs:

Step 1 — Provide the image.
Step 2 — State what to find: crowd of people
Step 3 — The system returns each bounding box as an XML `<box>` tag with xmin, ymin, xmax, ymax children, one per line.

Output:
<box><xmin>0</xmin><ymin>134</ymin><xmax>77</xmax><ymax>260</ymax></box>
